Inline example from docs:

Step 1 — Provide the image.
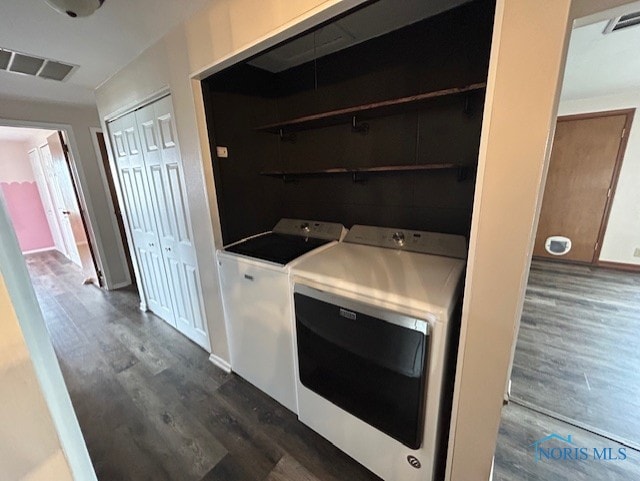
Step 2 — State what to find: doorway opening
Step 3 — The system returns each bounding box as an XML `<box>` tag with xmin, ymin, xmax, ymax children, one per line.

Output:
<box><xmin>90</xmin><ymin>127</ymin><xmax>136</xmax><ymax>285</ymax></box>
<box><xmin>494</xmin><ymin>6</ymin><xmax>640</xmax><ymax>480</ymax></box>
<box><xmin>0</xmin><ymin>125</ymin><xmax>101</xmax><ymax>284</ymax></box>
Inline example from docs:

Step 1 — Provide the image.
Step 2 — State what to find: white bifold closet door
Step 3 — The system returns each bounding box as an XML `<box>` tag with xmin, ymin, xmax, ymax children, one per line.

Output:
<box><xmin>108</xmin><ymin>96</ymin><xmax>209</xmax><ymax>350</ymax></box>
<box><xmin>109</xmin><ymin>111</ymin><xmax>175</xmax><ymax>324</ymax></box>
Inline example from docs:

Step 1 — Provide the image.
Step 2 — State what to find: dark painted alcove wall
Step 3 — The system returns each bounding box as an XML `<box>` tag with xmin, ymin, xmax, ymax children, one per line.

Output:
<box><xmin>203</xmin><ymin>0</ymin><xmax>495</xmax><ymax>245</ymax></box>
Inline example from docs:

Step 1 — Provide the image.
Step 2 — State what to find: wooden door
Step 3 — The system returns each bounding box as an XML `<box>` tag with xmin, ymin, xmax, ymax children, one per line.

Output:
<box><xmin>39</xmin><ymin>143</ymin><xmax>74</xmax><ymax>260</ymax></box>
<box><xmin>109</xmin><ymin>113</ymin><xmax>176</xmax><ymax>326</ymax></box>
<box><xmin>28</xmin><ymin>147</ymin><xmax>65</xmax><ymax>254</ymax></box>
<box><xmin>534</xmin><ymin>110</ymin><xmax>632</xmax><ymax>263</ymax></box>
<box><xmin>136</xmin><ymin>97</ymin><xmax>209</xmax><ymax>349</ymax></box>
<box><xmin>47</xmin><ymin>132</ymin><xmax>100</xmax><ymax>286</ymax></box>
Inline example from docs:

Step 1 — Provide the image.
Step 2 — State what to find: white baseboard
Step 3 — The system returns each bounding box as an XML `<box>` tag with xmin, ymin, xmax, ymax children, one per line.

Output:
<box><xmin>209</xmin><ymin>353</ymin><xmax>232</xmax><ymax>373</ymax></box>
<box><xmin>22</xmin><ymin>246</ymin><xmax>55</xmax><ymax>255</ymax></box>
<box><xmin>139</xmin><ymin>302</ymin><xmax>148</xmax><ymax>312</ymax></box>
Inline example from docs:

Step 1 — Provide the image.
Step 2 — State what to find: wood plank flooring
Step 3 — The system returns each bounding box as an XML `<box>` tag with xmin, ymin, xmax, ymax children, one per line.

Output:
<box><xmin>26</xmin><ymin>251</ymin><xmax>380</xmax><ymax>481</ymax></box>
<box><xmin>31</xmin><ymin>250</ymin><xmax>640</xmax><ymax>481</ymax></box>
<box><xmin>510</xmin><ymin>259</ymin><xmax>640</xmax><ymax>448</ymax></box>
<box><xmin>495</xmin><ymin>403</ymin><xmax>640</xmax><ymax>481</ymax></box>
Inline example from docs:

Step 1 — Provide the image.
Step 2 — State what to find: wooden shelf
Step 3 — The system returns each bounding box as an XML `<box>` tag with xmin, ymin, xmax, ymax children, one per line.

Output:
<box><xmin>255</xmin><ymin>83</ymin><xmax>486</xmax><ymax>134</ymax></box>
<box><xmin>260</xmin><ymin>163</ymin><xmax>467</xmax><ymax>182</ymax></box>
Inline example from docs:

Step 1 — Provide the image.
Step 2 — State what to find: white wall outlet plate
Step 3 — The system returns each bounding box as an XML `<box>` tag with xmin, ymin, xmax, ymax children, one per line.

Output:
<box><xmin>216</xmin><ymin>146</ymin><xmax>228</xmax><ymax>158</ymax></box>
<box><xmin>634</xmin><ymin>248</ymin><xmax>640</xmax><ymax>258</ymax></box>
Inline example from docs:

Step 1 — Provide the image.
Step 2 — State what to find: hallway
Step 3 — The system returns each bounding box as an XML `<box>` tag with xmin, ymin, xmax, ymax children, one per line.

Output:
<box><xmin>494</xmin><ymin>259</ymin><xmax>640</xmax><ymax>480</ymax></box>
<box><xmin>27</xmin><ymin>251</ymin><xmax>379</xmax><ymax>481</ymax></box>
<box><xmin>494</xmin><ymin>403</ymin><xmax>640</xmax><ymax>481</ymax></box>
<box><xmin>511</xmin><ymin>260</ymin><xmax>640</xmax><ymax>447</ymax></box>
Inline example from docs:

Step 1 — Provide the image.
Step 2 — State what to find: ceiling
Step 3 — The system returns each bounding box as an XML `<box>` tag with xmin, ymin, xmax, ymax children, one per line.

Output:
<box><xmin>0</xmin><ymin>0</ymin><xmax>210</xmax><ymax>105</ymax></box>
<box><xmin>562</xmin><ymin>13</ymin><xmax>640</xmax><ymax>101</ymax></box>
<box><xmin>249</xmin><ymin>0</ymin><xmax>470</xmax><ymax>73</ymax></box>
<box><xmin>0</xmin><ymin>126</ymin><xmax>55</xmax><ymax>143</ymax></box>
<box><xmin>5</xmin><ymin>0</ymin><xmax>635</xmax><ymax>106</ymax></box>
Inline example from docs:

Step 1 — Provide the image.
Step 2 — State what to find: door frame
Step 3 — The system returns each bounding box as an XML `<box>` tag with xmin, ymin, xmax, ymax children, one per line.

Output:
<box><xmin>0</xmin><ymin>118</ymin><xmax>110</xmax><ymax>287</ymax></box>
<box><xmin>545</xmin><ymin>108</ymin><xmax>634</xmax><ymax>266</ymax></box>
<box><xmin>90</xmin><ymin>127</ymin><xmax>134</xmax><ymax>288</ymax></box>
<box><xmin>51</xmin><ymin>130</ymin><xmax>102</xmax><ymax>285</ymax></box>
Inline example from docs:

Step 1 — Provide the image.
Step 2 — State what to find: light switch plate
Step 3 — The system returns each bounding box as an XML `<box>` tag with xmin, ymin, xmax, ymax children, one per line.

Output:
<box><xmin>634</xmin><ymin>248</ymin><xmax>640</xmax><ymax>258</ymax></box>
<box><xmin>216</xmin><ymin>146</ymin><xmax>228</xmax><ymax>158</ymax></box>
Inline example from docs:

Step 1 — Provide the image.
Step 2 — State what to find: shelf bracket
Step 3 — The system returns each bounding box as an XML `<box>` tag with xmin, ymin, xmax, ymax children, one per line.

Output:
<box><xmin>279</xmin><ymin>129</ymin><xmax>296</xmax><ymax>143</ymax></box>
<box><xmin>457</xmin><ymin>166</ymin><xmax>469</xmax><ymax>182</ymax></box>
<box><xmin>351</xmin><ymin>116</ymin><xmax>369</xmax><ymax>135</ymax></box>
<box><xmin>463</xmin><ymin>94</ymin><xmax>472</xmax><ymax>116</ymax></box>
<box><xmin>352</xmin><ymin>171</ymin><xmax>367</xmax><ymax>183</ymax></box>
<box><xmin>281</xmin><ymin>174</ymin><xmax>296</xmax><ymax>183</ymax></box>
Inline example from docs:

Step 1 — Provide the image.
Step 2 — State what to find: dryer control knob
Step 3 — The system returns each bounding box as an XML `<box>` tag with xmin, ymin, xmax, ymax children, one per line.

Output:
<box><xmin>392</xmin><ymin>231</ymin><xmax>405</xmax><ymax>246</ymax></box>
<box><xmin>300</xmin><ymin>222</ymin><xmax>310</xmax><ymax>233</ymax></box>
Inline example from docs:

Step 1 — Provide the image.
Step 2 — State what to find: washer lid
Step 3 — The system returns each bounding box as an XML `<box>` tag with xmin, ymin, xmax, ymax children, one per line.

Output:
<box><xmin>292</xmin><ymin>242</ymin><xmax>466</xmax><ymax>318</ymax></box>
<box><xmin>224</xmin><ymin>232</ymin><xmax>332</xmax><ymax>265</ymax></box>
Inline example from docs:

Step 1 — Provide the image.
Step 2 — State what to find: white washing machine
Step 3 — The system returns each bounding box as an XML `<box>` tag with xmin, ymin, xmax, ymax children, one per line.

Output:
<box><xmin>290</xmin><ymin>225</ymin><xmax>467</xmax><ymax>481</ymax></box>
<box><xmin>217</xmin><ymin>219</ymin><xmax>346</xmax><ymax>412</ymax></box>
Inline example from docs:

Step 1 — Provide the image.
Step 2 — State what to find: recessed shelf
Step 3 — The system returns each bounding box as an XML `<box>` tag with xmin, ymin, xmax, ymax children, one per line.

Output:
<box><xmin>255</xmin><ymin>83</ymin><xmax>486</xmax><ymax>134</ymax></box>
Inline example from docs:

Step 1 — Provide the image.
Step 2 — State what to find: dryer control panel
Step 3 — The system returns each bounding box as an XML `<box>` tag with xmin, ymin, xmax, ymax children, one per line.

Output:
<box><xmin>345</xmin><ymin>225</ymin><xmax>467</xmax><ymax>259</ymax></box>
<box><xmin>273</xmin><ymin>218</ymin><xmax>346</xmax><ymax>241</ymax></box>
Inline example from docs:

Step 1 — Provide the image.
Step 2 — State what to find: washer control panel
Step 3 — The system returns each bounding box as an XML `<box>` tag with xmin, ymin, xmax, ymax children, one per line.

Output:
<box><xmin>345</xmin><ymin>225</ymin><xmax>467</xmax><ymax>259</ymax></box>
<box><xmin>273</xmin><ymin>218</ymin><xmax>346</xmax><ymax>241</ymax></box>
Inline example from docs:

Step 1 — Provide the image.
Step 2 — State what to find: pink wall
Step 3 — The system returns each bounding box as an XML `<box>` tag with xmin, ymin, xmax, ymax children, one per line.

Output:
<box><xmin>0</xmin><ymin>140</ymin><xmax>54</xmax><ymax>252</ymax></box>
<box><xmin>1</xmin><ymin>182</ymin><xmax>54</xmax><ymax>252</ymax></box>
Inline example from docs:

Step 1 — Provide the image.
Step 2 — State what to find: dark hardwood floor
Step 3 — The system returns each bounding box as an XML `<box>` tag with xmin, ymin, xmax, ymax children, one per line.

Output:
<box><xmin>26</xmin><ymin>251</ymin><xmax>380</xmax><ymax>481</ymax></box>
<box><xmin>510</xmin><ymin>259</ymin><xmax>640</xmax><ymax>449</ymax></box>
<box><xmin>30</xmin><ymin>251</ymin><xmax>640</xmax><ymax>481</ymax></box>
<box><xmin>495</xmin><ymin>403</ymin><xmax>640</xmax><ymax>481</ymax></box>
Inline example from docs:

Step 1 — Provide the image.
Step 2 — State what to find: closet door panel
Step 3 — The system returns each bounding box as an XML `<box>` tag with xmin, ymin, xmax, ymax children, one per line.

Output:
<box><xmin>134</xmin><ymin>97</ymin><xmax>209</xmax><ymax>349</ymax></box>
<box><xmin>109</xmin><ymin>113</ymin><xmax>175</xmax><ymax>326</ymax></box>
<box><xmin>155</xmin><ymin>97</ymin><xmax>208</xmax><ymax>348</ymax></box>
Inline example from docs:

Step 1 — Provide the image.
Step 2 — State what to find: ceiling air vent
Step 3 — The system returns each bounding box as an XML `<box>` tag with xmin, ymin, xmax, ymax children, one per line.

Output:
<box><xmin>11</xmin><ymin>53</ymin><xmax>45</xmax><ymax>75</ymax></box>
<box><xmin>39</xmin><ymin>60</ymin><xmax>75</xmax><ymax>81</ymax></box>
<box><xmin>0</xmin><ymin>48</ymin><xmax>76</xmax><ymax>81</ymax></box>
<box><xmin>604</xmin><ymin>12</ymin><xmax>640</xmax><ymax>33</ymax></box>
<box><xmin>0</xmin><ymin>50</ymin><xmax>12</xmax><ymax>70</ymax></box>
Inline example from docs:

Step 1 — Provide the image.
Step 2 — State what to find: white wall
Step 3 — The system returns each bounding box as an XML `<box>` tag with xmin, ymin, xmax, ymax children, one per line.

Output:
<box><xmin>0</xmin><ymin>96</ymin><xmax>129</xmax><ymax>289</ymax></box>
<box><xmin>27</xmin><ymin>130</ymin><xmax>56</xmax><ymax>153</ymax></box>
<box><xmin>447</xmin><ymin>0</ymin><xmax>574</xmax><ymax>477</ymax></box>
<box><xmin>0</xmin><ymin>272</ymin><xmax>75</xmax><ymax>481</ymax></box>
<box><xmin>0</xmin><ymin>274</ymin><xmax>74</xmax><ymax>481</ymax></box>
<box><xmin>559</xmin><ymin>91</ymin><xmax>640</xmax><ymax>266</ymax></box>
<box><xmin>0</xmin><ymin>139</ymin><xmax>36</xmax><ymax>181</ymax></box>
<box><xmin>0</xmin><ymin>192</ymin><xmax>96</xmax><ymax>481</ymax></box>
